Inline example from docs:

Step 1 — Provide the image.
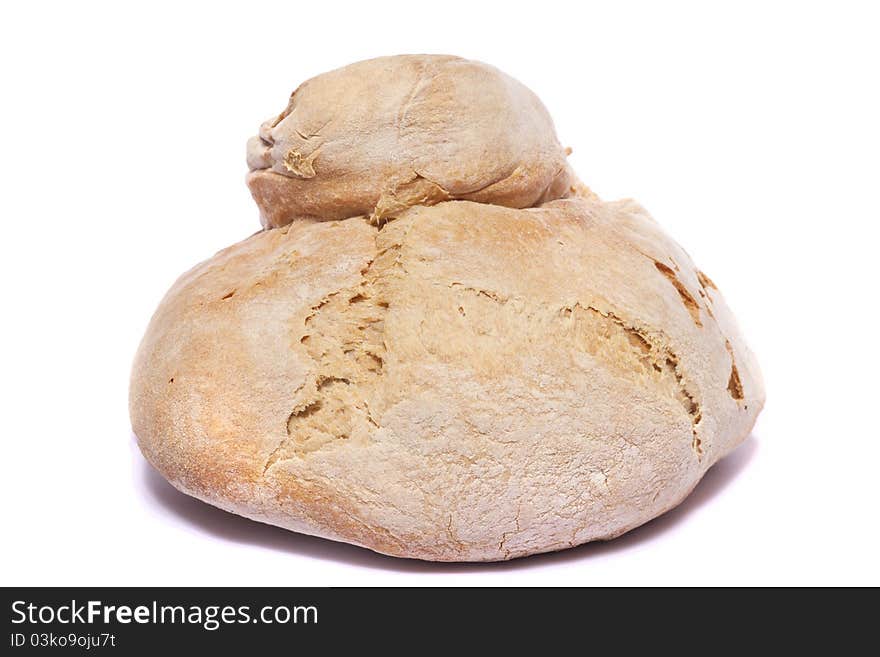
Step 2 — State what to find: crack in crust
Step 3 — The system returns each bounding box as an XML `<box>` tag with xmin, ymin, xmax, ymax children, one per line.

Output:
<box><xmin>725</xmin><ymin>340</ymin><xmax>744</xmax><ymax>401</ymax></box>
<box><xmin>262</xmin><ymin>226</ymin><xmax>406</xmax><ymax>473</ymax></box>
<box><xmin>422</xmin><ymin>282</ymin><xmax>705</xmax><ymax>460</ymax></box>
<box><xmin>654</xmin><ymin>261</ymin><xmax>703</xmax><ymax>327</ymax></box>
<box><xmin>561</xmin><ymin>303</ymin><xmax>703</xmax><ymax>456</ymax></box>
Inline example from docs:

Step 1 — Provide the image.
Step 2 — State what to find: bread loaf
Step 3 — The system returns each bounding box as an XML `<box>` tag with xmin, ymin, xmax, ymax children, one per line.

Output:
<box><xmin>131</xmin><ymin>55</ymin><xmax>764</xmax><ymax>561</ymax></box>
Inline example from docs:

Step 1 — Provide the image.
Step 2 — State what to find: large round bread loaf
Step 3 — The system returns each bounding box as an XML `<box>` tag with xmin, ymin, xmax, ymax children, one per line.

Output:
<box><xmin>131</xmin><ymin>55</ymin><xmax>764</xmax><ymax>561</ymax></box>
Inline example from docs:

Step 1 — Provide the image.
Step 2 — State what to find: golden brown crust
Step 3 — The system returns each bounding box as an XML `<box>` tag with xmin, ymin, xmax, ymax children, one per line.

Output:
<box><xmin>131</xmin><ymin>197</ymin><xmax>764</xmax><ymax>561</ymax></box>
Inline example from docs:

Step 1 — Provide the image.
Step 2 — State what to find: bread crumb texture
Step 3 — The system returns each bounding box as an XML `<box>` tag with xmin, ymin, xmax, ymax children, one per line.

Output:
<box><xmin>131</xmin><ymin>55</ymin><xmax>764</xmax><ymax>561</ymax></box>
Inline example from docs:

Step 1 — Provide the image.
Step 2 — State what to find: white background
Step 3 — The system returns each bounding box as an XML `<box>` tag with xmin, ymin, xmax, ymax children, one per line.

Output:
<box><xmin>2</xmin><ymin>1</ymin><xmax>878</xmax><ymax>586</ymax></box>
